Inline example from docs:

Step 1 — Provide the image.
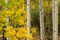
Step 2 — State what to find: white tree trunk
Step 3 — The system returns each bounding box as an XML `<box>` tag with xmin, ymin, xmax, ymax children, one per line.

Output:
<box><xmin>39</xmin><ymin>0</ymin><xmax>45</xmax><ymax>40</ymax></box>
<box><xmin>52</xmin><ymin>0</ymin><xmax>58</xmax><ymax>40</ymax></box>
<box><xmin>27</xmin><ymin>0</ymin><xmax>31</xmax><ymax>40</ymax></box>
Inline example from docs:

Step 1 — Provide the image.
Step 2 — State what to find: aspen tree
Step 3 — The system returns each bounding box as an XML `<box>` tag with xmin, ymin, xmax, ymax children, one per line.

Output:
<box><xmin>52</xmin><ymin>0</ymin><xmax>58</xmax><ymax>40</ymax></box>
<box><xmin>27</xmin><ymin>0</ymin><xmax>31</xmax><ymax>40</ymax></box>
<box><xmin>39</xmin><ymin>0</ymin><xmax>45</xmax><ymax>40</ymax></box>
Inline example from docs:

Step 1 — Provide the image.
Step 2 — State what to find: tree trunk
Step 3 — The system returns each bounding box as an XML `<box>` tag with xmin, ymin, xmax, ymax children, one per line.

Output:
<box><xmin>27</xmin><ymin>0</ymin><xmax>31</xmax><ymax>40</ymax></box>
<box><xmin>39</xmin><ymin>0</ymin><xmax>45</xmax><ymax>40</ymax></box>
<box><xmin>52</xmin><ymin>0</ymin><xmax>58</xmax><ymax>40</ymax></box>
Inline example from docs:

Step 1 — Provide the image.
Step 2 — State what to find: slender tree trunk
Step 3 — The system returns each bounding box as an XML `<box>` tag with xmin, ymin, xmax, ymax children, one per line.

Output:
<box><xmin>52</xmin><ymin>0</ymin><xmax>58</xmax><ymax>40</ymax></box>
<box><xmin>39</xmin><ymin>0</ymin><xmax>45</xmax><ymax>40</ymax></box>
<box><xmin>27</xmin><ymin>0</ymin><xmax>31</xmax><ymax>40</ymax></box>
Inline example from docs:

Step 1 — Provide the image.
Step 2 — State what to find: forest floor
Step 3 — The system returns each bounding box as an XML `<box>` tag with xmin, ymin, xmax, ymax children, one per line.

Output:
<box><xmin>33</xmin><ymin>33</ymin><xmax>60</xmax><ymax>40</ymax></box>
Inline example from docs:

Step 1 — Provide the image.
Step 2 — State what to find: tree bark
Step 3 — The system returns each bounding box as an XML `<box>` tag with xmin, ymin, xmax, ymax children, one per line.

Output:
<box><xmin>27</xmin><ymin>0</ymin><xmax>31</xmax><ymax>40</ymax></box>
<box><xmin>52</xmin><ymin>0</ymin><xmax>58</xmax><ymax>40</ymax></box>
<box><xmin>39</xmin><ymin>0</ymin><xmax>45</xmax><ymax>40</ymax></box>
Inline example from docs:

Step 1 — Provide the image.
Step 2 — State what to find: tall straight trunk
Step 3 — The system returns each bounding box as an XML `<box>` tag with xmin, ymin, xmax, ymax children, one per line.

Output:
<box><xmin>52</xmin><ymin>0</ymin><xmax>58</xmax><ymax>40</ymax></box>
<box><xmin>5</xmin><ymin>0</ymin><xmax>9</xmax><ymax>40</ymax></box>
<box><xmin>39</xmin><ymin>0</ymin><xmax>45</xmax><ymax>40</ymax></box>
<box><xmin>27</xmin><ymin>0</ymin><xmax>31</xmax><ymax>40</ymax></box>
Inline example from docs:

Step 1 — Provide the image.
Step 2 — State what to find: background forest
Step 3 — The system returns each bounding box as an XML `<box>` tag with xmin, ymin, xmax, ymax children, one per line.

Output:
<box><xmin>0</xmin><ymin>0</ymin><xmax>60</xmax><ymax>40</ymax></box>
